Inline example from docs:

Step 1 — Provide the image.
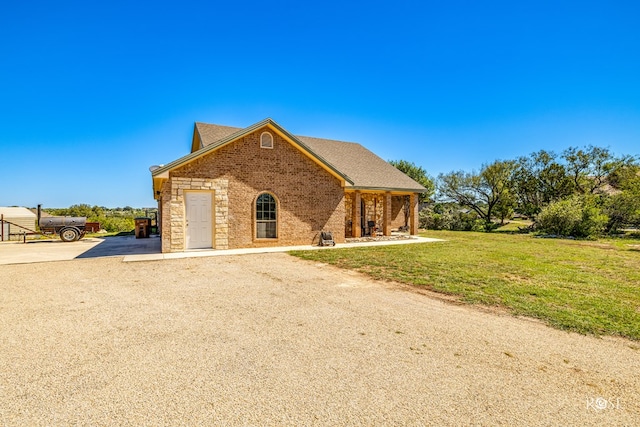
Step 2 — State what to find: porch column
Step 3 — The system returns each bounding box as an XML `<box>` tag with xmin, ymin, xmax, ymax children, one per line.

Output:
<box><xmin>409</xmin><ymin>193</ymin><xmax>419</xmax><ymax>235</ymax></box>
<box><xmin>352</xmin><ymin>191</ymin><xmax>361</xmax><ymax>237</ymax></box>
<box><xmin>383</xmin><ymin>191</ymin><xmax>392</xmax><ymax>236</ymax></box>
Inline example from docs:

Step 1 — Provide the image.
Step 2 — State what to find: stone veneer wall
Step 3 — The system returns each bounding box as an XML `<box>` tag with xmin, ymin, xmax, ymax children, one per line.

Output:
<box><xmin>160</xmin><ymin>177</ymin><xmax>229</xmax><ymax>253</ymax></box>
<box><xmin>361</xmin><ymin>193</ymin><xmax>384</xmax><ymax>229</ymax></box>
<box><xmin>165</xmin><ymin>126</ymin><xmax>345</xmax><ymax>250</ymax></box>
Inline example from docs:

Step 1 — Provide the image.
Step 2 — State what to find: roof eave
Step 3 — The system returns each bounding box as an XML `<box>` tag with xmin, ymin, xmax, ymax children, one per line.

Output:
<box><xmin>346</xmin><ymin>186</ymin><xmax>429</xmax><ymax>193</ymax></box>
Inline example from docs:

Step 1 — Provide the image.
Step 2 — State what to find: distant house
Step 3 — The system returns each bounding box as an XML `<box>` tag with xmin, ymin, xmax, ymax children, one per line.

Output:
<box><xmin>151</xmin><ymin>118</ymin><xmax>427</xmax><ymax>253</ymax></box>
<box><xmin>0</xmin><ymin>207</ymin><xmax>37</xmax><ymax>241</ymax></box>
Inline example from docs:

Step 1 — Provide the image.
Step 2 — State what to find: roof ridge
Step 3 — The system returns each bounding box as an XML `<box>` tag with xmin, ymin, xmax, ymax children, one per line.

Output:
<box><xmin>195</xmin><ymin>122</ymin><xmax>361</xmax><ymax>147</ymax></box>
<box><xmin>296</xmin><ymin>134</ymin><xmax>361</xmax><ymax>146</ymax></box>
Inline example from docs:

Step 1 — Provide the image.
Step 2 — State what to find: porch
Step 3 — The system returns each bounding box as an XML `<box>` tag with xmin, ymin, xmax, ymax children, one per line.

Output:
<box><xmin>344</xmin><ymin>191</ymin><xmax>420</xmax><ymax>238</ymax></box>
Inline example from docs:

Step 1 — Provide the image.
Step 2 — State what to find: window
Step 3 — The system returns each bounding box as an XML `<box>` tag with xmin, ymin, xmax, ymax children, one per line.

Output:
<box><xmin>260</xmin><ymin>132</ymin><xmax>273</xmax><ymax>149</ymax></box>
<box><xmin>256</xmin><ymin>193</ymin><xmax>277</xmax><ymax>238</ymax></box>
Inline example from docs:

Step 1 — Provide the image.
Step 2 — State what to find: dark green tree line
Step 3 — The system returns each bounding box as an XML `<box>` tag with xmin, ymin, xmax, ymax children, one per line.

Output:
<box><xmin>411</xmin><ymin>144</ymin><xmax>638</xmax><ymax>236</ymax></box>
<box><xmin>44</xmin><ymin>204</ymin><xmax>156</xmax><ymax>233</ymax></box>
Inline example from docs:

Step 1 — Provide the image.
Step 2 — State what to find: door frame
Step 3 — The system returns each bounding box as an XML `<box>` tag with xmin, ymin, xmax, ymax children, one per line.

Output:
<box><xmin>184</xmin><ymin>190</ymin><xmax>215</xmax><ymax>250</ymax></box>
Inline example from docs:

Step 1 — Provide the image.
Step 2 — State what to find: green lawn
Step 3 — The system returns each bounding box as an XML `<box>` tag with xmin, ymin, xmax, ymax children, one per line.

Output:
<box><xmin>290</xmin><ymin>231</ymin><xmax>640</xmax><ymax>340</ymax></box>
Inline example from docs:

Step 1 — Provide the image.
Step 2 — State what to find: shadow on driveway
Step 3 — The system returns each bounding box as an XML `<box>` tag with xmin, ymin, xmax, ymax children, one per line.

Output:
<box><xmin>75</xmin><ymin>235</ymin><xmax>161</xmax><ymax>259</ymax></box>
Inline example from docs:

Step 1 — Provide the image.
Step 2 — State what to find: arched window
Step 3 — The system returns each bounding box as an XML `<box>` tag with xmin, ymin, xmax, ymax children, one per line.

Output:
<box><xmin>256</xmin><ymin>193</ymin><xmax>277</xmax><ymax>238</ymax></box>
<box><xmin>260</xmin><ymin>132</ymin><xmax>273</xmax><ymax>149</ymax></box>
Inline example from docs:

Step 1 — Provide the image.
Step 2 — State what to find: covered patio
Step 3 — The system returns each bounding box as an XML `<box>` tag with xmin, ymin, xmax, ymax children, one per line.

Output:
<box><xmin>344</xmin><ymin>191</ymin><xmax>420</xmax><ymax>238</ymax></box>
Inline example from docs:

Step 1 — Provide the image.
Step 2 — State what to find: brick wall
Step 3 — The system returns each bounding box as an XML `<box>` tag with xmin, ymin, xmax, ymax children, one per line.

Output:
<box><xmin>344</xmin><ymin>194</ymin><xmax>352</xmax><ymax>236</ymax></box>
<box><xmin>391</xmin><ymin>196</ymin><xmax>407</xmax><ymax>229</ymax></box>
<box><xmin>165</xmin><ymin>126</ymin><xmax>345</xmax><ymax>250</ymax></box>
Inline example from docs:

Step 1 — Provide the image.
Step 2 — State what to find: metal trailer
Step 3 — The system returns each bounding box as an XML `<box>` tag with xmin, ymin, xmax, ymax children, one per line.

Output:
<box><xmin>0</xmin><ymin>205</ymin><xmax>88</xmax><ymax>243</ymax></box>
<box><xmin>38</xmin><ymin>216</ymin><xmax>87</xmax><ymax>242</ymax></box>
<box><xmin>36</xmin><ymin>205</ymin><xmax>87</xmax><ymax>242</ymax></box>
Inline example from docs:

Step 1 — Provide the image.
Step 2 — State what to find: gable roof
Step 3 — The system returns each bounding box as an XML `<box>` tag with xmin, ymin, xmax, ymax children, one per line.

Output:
<box><xmin>152</xmin><ymin>118</ymin><xmax>427</xmax><ymax>196</ymax></box>
<box><xmin>296</xmin><ymin>135</ymin><xmax>425</xmax><ymax>192</ymax></box>
<box><xmin>192</xmin><ymin>120</ymin><xmax>427</xmax><ymax>193</ymax></box>
<box><xmin>191</xmin><ymin>123</ymin><xmax>240</xmax><ymax>152</ymax></box>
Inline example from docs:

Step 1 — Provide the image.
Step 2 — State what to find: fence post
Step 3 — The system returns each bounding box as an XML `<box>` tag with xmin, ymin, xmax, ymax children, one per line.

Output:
<box><xmin>1</xmin><ymin>214</ymin><xmax>4</xmax><ymax>242</ymax></box>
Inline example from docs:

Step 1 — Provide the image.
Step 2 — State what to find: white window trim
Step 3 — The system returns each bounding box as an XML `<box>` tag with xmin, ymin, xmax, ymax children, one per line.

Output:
<box><xmin>260</xmin><ymin>131</ymin><xmax>274</xmax><ymax>149</ymax></box>
<box><xmin>255</xmin><ymin>192</ymin><xmax>278</xmax><ymax>240</ymax></box>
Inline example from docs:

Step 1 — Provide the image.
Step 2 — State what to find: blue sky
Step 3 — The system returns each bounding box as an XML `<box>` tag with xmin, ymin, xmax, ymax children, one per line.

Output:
<box><xmin>1</xmin><ymin>0</ymin><xmax>638</xmax><ymax>208</ymax></box>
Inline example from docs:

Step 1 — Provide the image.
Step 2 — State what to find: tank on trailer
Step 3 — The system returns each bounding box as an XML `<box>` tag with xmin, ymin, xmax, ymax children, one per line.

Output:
<box><xmin>37</xmin><ymin>206</ymin><xmax>87</xmax><ymax>242</ymax></box>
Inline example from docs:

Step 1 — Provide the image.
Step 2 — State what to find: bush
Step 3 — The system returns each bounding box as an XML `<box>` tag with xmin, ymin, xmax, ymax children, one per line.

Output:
<box><xmin>454</xmin><ymin>212</ymin><xmax>484</xmax><ymax>231</ymax></box>
<box><xmin>537</xmin><ymin>195</ymin><xmax>608</xmax><ymax>237</ymax></box>
<box><xmin>605</xmin><ymin>191</ymin><xmax>640</xmax><ymax>232</ymax></box>
<box><xmin>420</xmin><ymin>206</ymin><xmax>482</xmax><ymax>231</ymax></box>
<box><xmin>420</xmin><ymin>209</ymin><xmax>450</xmax><ymax>230</ymax></box>
<box><xmin>99</xmin><ymin>216</ymin><xmax>135</xmax><ymax>233</ymax></box>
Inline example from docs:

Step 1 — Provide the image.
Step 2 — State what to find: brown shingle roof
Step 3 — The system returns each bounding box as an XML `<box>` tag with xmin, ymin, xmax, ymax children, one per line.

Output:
<box><xmin>296</xmin><ymin>135</ymin><xmax>426</xmax><ymax>191</ymax></box>
<box><xmin>192</xmin><ymin>121</ymin><xmax>427</xmax><ymax>192</ymax></box>
<box><xmin>194</xmin><ymin>122</ymin><xmax>241</xmax><ymax>151</ymax></box>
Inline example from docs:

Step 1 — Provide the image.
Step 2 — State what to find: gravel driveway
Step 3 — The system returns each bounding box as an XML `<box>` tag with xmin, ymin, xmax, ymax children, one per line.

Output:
<box><xmin>1</xmin><ymin>253</ymin><xmax>638</xmax><ymax>425</ymax></box>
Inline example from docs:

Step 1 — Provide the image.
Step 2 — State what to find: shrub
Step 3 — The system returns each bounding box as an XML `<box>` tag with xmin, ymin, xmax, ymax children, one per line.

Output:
<box><xmin>420</xmin><ymin>209</ymin><xmax>451</xmax><ymax>230</ymax></box>
<box><xmin>537</xmin><ymin>195</ymin><xmax>608</xmax><ymax>237</ymax></box>
<box><xmin>99</xmin><ymin>217</ymin><xmax>135</xmax><ymax>233</ymax></box>
<box><xmin>605</xmin><ymin>190</ymin><xmax>640</xmax><ymax>232</ymax></box>
<box><xmin>420</xmin><ymin>206</ymin><xmax>482</xmax><ymax>231</ymax></box>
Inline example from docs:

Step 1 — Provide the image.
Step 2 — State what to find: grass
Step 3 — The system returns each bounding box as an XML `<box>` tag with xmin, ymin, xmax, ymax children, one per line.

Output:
<box><xmin>494</xmin><ymin>218</ymin><xmax>533</xmax><ymax>232</ymax></box>
<box><xmin>290</xmin><ymin>231</ymin><xmax>640</xmax><ymax>340</ymax></box>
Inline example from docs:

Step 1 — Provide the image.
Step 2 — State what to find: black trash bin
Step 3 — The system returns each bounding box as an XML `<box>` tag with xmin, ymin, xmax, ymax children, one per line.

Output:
<box><xmin>134</xmin><ymin>217</ymin><xmax>150</xmax><ymax>238</ymax></box>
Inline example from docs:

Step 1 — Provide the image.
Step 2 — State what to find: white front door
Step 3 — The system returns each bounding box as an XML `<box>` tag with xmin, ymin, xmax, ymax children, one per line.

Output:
<box><xmin>185</xmin><ymin>192</ymin><xmax>213</xmax><ymax>249</ymax></box>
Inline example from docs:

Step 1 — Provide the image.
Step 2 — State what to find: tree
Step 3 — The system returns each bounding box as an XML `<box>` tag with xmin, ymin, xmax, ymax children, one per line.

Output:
<box><xmin>562</xmin><ymin>145</ymin><xmax>621</xmax><ymax>194</ymax></box>
<box><xmin>388</xmin><ymin>160</ymin><xmax>435</xmax><ymax>202</ymax></box>
<box><xmin>511</xmin><ymin>150</ymin><xmax>573</xmax><ymax>218</ymax></box>
<box><xmin>494</xmin><ymin>189</ymin><xmax>515</xmax><ymax>225</ymax></box>
<box><xmin>65</xmin><ymin>204</ymin><xmax>94</xmax><ymax>218</ymax></box>
<box><xmin>91</xmin><ymin>205</ymin><xmax>105</xmax><ymax>218</ymax></box>
<box><xmin>389</xmin><ymin>160</ymin><xmax>435</xmax><ymax>228</ymax></box>
<box><xmin>606</xmin><ymin>191</ymin><xmax>640</xmax><ymax>232</ymax></box>
<box><xmin>604</xmin><ymin>163</ymin><xmax>640</xmax><ymax>232</ymax></box>
<box><xmin>438</xmin><ymin>160</ymin><xmax>515</xmax><ymax>230</ymax></box>
<box><xmin>607</xmin><ymin>159</ymin><xmax>640</xmax><ymax>190</ymax></box>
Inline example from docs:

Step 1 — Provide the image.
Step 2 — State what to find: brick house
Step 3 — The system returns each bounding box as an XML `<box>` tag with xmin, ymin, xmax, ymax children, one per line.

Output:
<box><xmin>151</xmin><ymin>118</ymin><xmax>427</xmax><ymax>253</ymax></box>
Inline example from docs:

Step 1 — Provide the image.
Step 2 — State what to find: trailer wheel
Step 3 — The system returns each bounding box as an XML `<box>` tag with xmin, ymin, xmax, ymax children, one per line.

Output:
<box><xmin>60</xmin><ymin>228</ymin><xmax>79</xmax><ymax>242</ymax></box>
